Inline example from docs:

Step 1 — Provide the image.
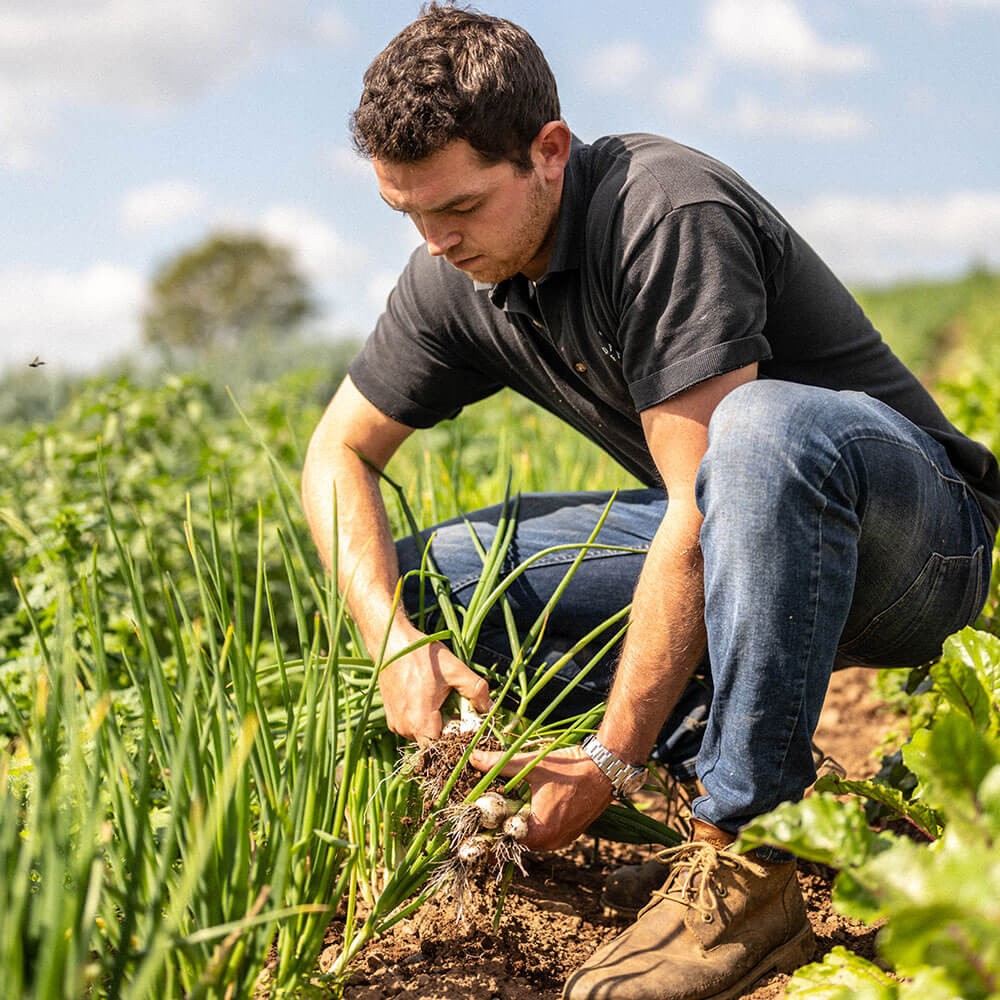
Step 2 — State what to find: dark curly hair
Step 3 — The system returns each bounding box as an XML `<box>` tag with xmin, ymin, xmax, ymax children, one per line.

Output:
<box><xmin>351</xmin><ymin>3</ymin><xmax>561</xmax><ymax>171</ymax></box>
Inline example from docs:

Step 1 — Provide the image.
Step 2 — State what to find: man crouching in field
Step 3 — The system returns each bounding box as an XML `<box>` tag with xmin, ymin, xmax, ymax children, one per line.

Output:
<box><xmin>301</xmin><ymin>5</ymin><xmax>1000</xmax><ymax>998</ymax></box>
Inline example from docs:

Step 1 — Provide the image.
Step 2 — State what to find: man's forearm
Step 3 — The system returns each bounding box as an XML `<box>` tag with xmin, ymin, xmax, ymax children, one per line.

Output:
<box><xmin>471</xmin><ymin>504</ymin><xmax>709</xmax><ymax>852</ymax></box>
<box><xmin>301</xmin><ymin>439</ymin><xmax>414</xmax><ymax>655</ymax></box>
<box><xmin>301</xmin><ymin>398</ymin><xmax>491</xmax><ymax>741</ymax></box>
<box><xmin>597</xmin><ymin>502</ymin><xmax>707</xmax><ymax>763</ymax></box>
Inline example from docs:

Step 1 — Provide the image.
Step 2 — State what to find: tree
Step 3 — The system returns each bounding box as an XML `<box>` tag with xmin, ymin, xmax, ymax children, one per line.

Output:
<box><xmin>142</xmin><ymin>232</ymin><xmax>317</xmax><ymax>349</ymax></box>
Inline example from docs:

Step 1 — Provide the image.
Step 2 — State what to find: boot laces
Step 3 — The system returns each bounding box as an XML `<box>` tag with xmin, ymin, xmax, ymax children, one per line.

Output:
<box><xmin>642</xmin><ymin>842</ymin><xmax>752</xmax><ymax>922</ymax></box>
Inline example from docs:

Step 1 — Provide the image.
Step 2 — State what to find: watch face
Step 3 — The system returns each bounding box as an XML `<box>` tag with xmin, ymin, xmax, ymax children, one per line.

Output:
<box><xmin>619</xmin><ymin>770</ymin><xmax>646</xmax><ymax>797</ymax></box>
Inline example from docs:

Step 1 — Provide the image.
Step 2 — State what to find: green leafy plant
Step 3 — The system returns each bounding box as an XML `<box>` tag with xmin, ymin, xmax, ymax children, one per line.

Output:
<box><xmin>739</xmin><ymin>627</ymin><xmax>1000</xmax><ymax>999</ymax></box>
<box><xmin>0</xmin><ymin>458</ymin><xmax>366</xmax><ymax>997</ymax></box>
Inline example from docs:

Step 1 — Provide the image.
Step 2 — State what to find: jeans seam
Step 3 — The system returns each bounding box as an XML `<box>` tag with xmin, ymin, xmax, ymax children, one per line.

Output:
<box><xmin>767</xmin><ymin>464</ymin><xmax>830</xmax><ymax>807</ymax></box>
<box><xmin>765</xmin><ymin>427</ymin><xmax>949</xmax><ymax>802</ymax></box>
<box><xmin>722</xmin><ymin>441</ymin><xmax>849</xmax><ymax>815</ymax></box>
<box><xmin>832</xmin><ymin>430</ymin><xmax>965</xmax><ymax>486</ymax></box>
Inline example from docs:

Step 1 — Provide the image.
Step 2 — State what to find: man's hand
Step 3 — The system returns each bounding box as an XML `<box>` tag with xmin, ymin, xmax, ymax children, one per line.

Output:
<box><xmin>469</xmin><ymin>745</ymin><xmax>613</xmax><ymax>850</ymax></box>
<box><xmin>379</xmin><ymin>631</ymin><xmax>491</xmax><ymax>745</ymax></box>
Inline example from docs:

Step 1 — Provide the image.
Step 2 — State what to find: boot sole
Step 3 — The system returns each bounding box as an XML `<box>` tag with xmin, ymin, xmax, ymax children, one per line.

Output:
<box><xmin>707</xmin><ymin>923</ymin><xmax>816</xmax><ymax>1000</ymax></box>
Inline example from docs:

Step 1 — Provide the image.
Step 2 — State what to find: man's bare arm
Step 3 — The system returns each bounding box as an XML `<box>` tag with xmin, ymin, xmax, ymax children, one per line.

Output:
<box><xmin>596</xmin><ymin>364</ymin><xmax>757</xmax><ymax>765</ymax></box>
<box><xmin>301</xmin><ymin>376</ymin><xmax>490</xmax><ymax>742</ymax></box>
<box><xmin>473</xmin><ymin>364</ymin><xmax>757</xmax><ymax>849</ymax></box>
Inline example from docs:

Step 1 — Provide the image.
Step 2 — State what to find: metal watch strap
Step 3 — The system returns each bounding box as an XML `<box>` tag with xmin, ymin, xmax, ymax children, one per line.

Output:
<box><xmin>581</xmin><ymin>734</ymin><xmax>647</xmax><ymax>800</ymax></box>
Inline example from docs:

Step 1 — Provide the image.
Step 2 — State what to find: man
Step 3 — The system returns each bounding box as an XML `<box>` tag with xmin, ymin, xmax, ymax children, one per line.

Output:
<box><xmin>301</xmin><ymin>5</ymin><xmax>999</xmax><ymax>998</ymax></box>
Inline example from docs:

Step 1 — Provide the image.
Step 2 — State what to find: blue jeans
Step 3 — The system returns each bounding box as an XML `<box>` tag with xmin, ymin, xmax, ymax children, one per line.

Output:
<box><xmin>397</xmin><ymin>382</ymin><xmax>993</xmax><ymax>832</ymax></box>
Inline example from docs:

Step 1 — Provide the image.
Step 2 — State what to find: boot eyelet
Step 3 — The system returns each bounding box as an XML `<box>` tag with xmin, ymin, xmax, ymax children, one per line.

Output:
<box><xmin>716</xmin><ymin>886</ymin><xmax>728</xmax><ymax>898</ymax></box>
<box><xmin>701</xmin><ymin>912</ymin><xmax>714</xmax><ymax>923</ymax></box>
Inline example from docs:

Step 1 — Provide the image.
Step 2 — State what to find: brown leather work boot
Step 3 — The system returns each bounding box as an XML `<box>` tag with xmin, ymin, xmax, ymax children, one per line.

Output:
<box><xmin>565</xmin><ymin>821</ymin><xmax>815</xmax><ymax>1000</ymax></box>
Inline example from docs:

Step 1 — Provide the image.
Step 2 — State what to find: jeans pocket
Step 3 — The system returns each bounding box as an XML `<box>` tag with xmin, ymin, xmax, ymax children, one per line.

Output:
<box><xmin>837</xmin><ymin>545</ymin><xmax>988</xmax><ymax>667</ymax></box>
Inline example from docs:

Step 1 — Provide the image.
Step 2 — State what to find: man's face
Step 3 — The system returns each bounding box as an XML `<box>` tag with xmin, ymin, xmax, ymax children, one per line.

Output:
<box><xmin>373</xmin><ymin>138</ymin><xmax>563</xmax><ymax>284</ymax></box>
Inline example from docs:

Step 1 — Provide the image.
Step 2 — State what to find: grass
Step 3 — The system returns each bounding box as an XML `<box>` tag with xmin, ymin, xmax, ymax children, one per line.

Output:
<box><xmin>2</xmin><ymin>465</ymin><xmax>357</xmax><ymax>997</ymax></box>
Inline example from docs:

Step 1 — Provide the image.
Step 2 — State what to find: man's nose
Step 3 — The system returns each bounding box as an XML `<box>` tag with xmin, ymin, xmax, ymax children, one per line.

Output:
<box><xmin>424</xmin><ymin>222</ymin><xmax>461</xmax><ymax>257</ymax></box>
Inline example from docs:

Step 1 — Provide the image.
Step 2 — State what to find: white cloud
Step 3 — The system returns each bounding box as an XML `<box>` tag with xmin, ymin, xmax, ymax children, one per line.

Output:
<box><xmin>733</xmin><ymin>95</ymin><xmax>871</xmax><ymax>139</ymax></box>
<box><xmin>592</xmin><ymin>1</ymin><xmax>871</xmax><ymax>141</ymax></box>
<box><xmin>0</xmin><ymin>264</ymin><xmax>146</xmax><ymax>373</ymax></box>
<box><xmin>906</xmin><ymin>0</ymin><xmax>1000</xmax><ymax>7</ymax></box>
<box><xmin>0</xmin><ymin>89</ymin><xmax>52</xmax><ymax>169</ymax></box>
<box><xmin>788</xmin><ymin>191</ymin><xmax>1000</xmax><ymax>283</ymax></box>
<box><xmin>706</xmin><ymin>0</ymin><xmax>872</xmax><ymax>74</ymax></box>
<box><xmin>258</xmin><ymin>205</ymin><xmax>369</xmax><ymax>283</ymax></box>
<box><xmin>580</xmin><ymin>42</ymin><xmax>654</xmax><ymax>94</ymax></box>
<box><xmin>0</xmin><ymin>0</ymin><xmax>311</xmax><ymax>168</ymax></box>
<box><xmin>365</xmin><ymin>271</ymin><xmax>400</xmax><ymax>314</ymax></box>
<box><xmin>656</xmin><ymin>78</ymin><xmax>871</xmax><ymax>139</ymax></box>
<box><xmin>120</xmin><ymin>181</ymin><xmax>208</xmax><ymax>233</ymax></box>
<box><xmin>659</xmin><ymin>63</ymin><xmax>716</xmax><ymax>118</ymax></box>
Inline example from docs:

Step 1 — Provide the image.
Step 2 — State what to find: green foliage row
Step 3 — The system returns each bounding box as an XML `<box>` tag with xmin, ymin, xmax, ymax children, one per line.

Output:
<box><xmin>0</xmin><ymin>372</ymin><xmax>319</xmax><ymax>736</ymax></box>
<box><xmin>1</xmin><ymin>460</ymin><xmax>376</xmax><ymax>997</ymax></box>
<box><xmin>855</xmin><ymin>266</ymin><xmax>1000</xmax><ymax>381</ymax></box>
<box><xmin>740</xmin><ymin>628</ymin><xmax>1000</xmax><ymax>998</ymax></box>
<box><xmin>0</xmin><ymin>361</ymin><xmax>646</xmax><ymax>996</ymax></box>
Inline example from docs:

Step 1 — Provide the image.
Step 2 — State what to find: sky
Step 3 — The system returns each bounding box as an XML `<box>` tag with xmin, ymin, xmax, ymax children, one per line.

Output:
<box><xmin>3</xmin><ymin>0</ymin><xmax>1000</xmax><ymax>377</ymax></box>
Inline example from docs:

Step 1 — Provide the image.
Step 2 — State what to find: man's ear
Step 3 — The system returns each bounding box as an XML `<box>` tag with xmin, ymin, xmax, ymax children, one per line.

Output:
<box><xmin>531</xmin><ymin>120</ymin><xmax>572</xmax><ymax>181</ymax></box>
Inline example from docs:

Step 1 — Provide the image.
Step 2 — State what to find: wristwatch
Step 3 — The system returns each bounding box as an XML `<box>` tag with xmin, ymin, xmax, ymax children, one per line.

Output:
<box><xmin>581</xmin><ymin>734</ymin><xmax>648</xmax><ymax>800</ymax></box>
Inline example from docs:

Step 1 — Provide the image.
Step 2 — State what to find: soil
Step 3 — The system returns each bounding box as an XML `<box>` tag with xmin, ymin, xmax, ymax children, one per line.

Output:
<box><xmin>326</xmin><ymin>667</ymin><xmax>903</xmax><ymax>1000</ymax></box>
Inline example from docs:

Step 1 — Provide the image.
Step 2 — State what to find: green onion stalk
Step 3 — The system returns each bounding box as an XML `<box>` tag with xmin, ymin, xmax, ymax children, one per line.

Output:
<box><xmin>322</xmin><ymin>468</ymin><xmax>682</xmax><ymax>990</ymax></box>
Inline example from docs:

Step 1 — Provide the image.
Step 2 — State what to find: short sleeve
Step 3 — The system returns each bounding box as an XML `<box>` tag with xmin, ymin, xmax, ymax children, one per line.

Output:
<box><xmin>619</xmin><ymin>202</ymin><xmax>775</xmax><ymax>411</ymax></box>
<box><xmin>348</xmin><ymin>248</ymin><xmax>503</xmax><ymax>427</ymax></box>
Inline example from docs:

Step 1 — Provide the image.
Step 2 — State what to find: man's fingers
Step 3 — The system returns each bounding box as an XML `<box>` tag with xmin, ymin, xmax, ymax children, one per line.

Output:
<box><xmin>446</xmin><ymin>668</ymin><xmax>492</xmax><ymax>714</ymax></box>
<box><xmin>382</xmin><ymin>699</ymin><xmax>441</xmax><ymax>745</ymax></box>
<box><xmin>434</xmin><ymin>650</ymin><xmax>491</xmax><ymax>710</ymax></box>
<box><xmin>521</xmin><ymin>812</ymin><xmax>560</xmax><ymax>851</ymax></box>
<box><xmin>413</xmin><ymin>714</ymin><xmax>442</xmax><ymax>747</ymax></box>
<box><xmin>468</xmin><ymin>749</ymin><xmax>532</xmax><ymax>777</ymax></box>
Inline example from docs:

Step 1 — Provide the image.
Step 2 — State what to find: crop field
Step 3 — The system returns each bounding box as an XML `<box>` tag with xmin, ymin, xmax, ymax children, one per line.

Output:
<box><xmin>0</xmin><ymin>271</ymin><xmax>998</xmax><ymax>999</ymax></box>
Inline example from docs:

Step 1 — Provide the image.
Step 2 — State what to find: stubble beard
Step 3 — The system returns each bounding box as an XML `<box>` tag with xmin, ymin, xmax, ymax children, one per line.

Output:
<box><xmin>460</xmin><ymin>176</ymin><xmax>557</xmax><ymax>284</ymax></box>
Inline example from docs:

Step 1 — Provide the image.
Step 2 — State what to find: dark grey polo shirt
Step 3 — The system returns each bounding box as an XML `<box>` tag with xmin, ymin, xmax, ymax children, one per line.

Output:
<box><xmin>348</xmin><ymin>132</ymin><xmax>1000</xmax><ymax>539</ymax></box>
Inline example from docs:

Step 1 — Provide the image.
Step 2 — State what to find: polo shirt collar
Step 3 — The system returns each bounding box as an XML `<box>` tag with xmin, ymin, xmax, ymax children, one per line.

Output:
<box><xmin>476</xmin><ymin>134</ymin><xmax>588</xmax><ymax>309</ymax></box>
<box><xmin>544</xmin><ymin>134</ymin><xmax>587</xmax><ymax>276</ymax></box>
